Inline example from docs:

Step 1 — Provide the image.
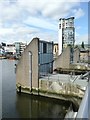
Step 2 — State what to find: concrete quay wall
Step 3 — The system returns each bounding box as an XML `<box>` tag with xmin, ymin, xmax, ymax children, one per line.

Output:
<box><xmin>16</xmin><ymin>79</ymin><xmax>84</xmax><ymax>105</ymax></box>
<box><xmin>39</xmin><ymin>79</ymin><xmax>84</xmax><ymax>98</ymax></box>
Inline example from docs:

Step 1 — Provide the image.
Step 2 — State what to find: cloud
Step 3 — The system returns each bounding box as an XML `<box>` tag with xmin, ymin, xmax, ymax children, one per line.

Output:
<box><xmin>0</xmin><ymin>0</ymin><xmax>82</xmax><ymax>23</ymax></box>
<box><xmin>0</xmin><ymin>28</ymin><xmax>14</xmax><ymax>35</ymax></box>
<box><xmin>75</xmin><ymin>34</ymin><xmax>88</xmax><ymax>44</ymax></box>
<box><xmin>72</xmin><ymin>8</ymin><xmax>85</xmax><ymax>19</ymax></box>
<box><xmin>76</xmin><ymin>26</ymin><xmax>81</xmax><ymax>30</ymax></box>
<box><xmin>17</xmin><ymin>0</ymin><xmax>81</xmax><ymax>20</ymax></box>
<box><xmin>0</xmin><ymin>24</ymin><xmax>41</xmax><ymax>43</ymax></box>
<box><xmin>0</xmin><ymin>0</ymin><xmax>88</xmax><ymax>44</ymax></box>
<box><xmin>24</xmin><ymin>16</ymin><xmax>57</xmax><ymax>31</ymax></box>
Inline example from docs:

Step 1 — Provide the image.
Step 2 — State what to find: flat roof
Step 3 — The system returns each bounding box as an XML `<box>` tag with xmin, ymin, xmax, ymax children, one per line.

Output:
<box><xmin>59</xmin><ymin>17</ymin><xmax>74</xmax><ymax>20</ymax></box>
<box><xmin>39</xmin><ymin>40</ymin><xmax>53</xmax><ymax>44</ymax></box>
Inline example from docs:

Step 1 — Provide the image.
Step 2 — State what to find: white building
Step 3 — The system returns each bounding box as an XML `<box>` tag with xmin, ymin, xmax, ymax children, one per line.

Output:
<box><xmin>14</xmin><ymin>42</ymin><xmax>27</xmax><ymax>55</ymax></box>
<box><xmin>4</xmin><ymin>44</ymin><xmax>16</xmax><ymax>55</ymax></box>
<box><xmin>0</xmin><ymin>48</ymin><xmax>5</xmax><ymax>56</ymax></box>
<box><xmin>58</xmin><ymin>17</ymin><xmax>75</xmax><ymax>55</ymax></box>
<box><xmin>20</xmin><ymin>42</ymin><xmax>27</xmax><ymax>54</ymax></box>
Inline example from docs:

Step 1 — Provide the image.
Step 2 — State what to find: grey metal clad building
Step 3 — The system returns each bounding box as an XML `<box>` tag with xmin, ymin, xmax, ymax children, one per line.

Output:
<box><xmin>39</xmin><ymin>40</ymin><xmax>53</xmax><ymax>77</ymax></box>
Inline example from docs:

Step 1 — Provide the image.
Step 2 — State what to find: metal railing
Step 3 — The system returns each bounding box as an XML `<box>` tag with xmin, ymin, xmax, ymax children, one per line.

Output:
<box><xmin>76</xmin><ymin>81</ymin><xmax>90</xmax><ymax>118</ymax></box>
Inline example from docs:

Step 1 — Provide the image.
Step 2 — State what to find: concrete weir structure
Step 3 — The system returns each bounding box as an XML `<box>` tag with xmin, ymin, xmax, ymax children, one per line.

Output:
<box><xmin>16</xmin><ymin>37</ymin><xmax>53</xmax><ymax>95</ymax></box>
<box><xmin>16</xmin><ymin>37</ymin><xmax>87</xmax><ymax>105</ymax></box>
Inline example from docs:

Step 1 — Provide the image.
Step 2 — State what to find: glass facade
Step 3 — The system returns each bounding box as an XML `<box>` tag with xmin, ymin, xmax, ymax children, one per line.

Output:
<box><xmin>15</xmin><ymin>43</ymin><xmax>20</xmax><ymax>55</ymax></box>
<box><xmin>39</xmin><ymin>41</ymin><xmax>53</xmax><ymax>77</ymax></box>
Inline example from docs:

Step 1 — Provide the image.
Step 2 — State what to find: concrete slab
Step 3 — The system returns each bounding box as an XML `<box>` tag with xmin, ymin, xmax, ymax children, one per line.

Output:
<box><xmin>39</xmin><ymin>73</ymin><xmax>88</xmax><ymax>89</ymax></box>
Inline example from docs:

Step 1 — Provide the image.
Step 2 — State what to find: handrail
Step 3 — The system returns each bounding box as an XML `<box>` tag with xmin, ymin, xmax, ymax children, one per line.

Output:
<box><xmin>76</xmin><ymin>81</ymin><xmax>90</xmax><ymax>118</ymax></box>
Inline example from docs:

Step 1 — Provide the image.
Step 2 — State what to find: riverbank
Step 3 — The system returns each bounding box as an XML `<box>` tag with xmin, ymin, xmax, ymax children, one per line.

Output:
<box><xmin>0</xmin><ymin>56</ymin><xmax>19</xmax><ymax>60</ymax></box>
<box><xmin>16</xmin><ymin>73</ymin><xmax>88</xmax><ymax>108</ymax></box>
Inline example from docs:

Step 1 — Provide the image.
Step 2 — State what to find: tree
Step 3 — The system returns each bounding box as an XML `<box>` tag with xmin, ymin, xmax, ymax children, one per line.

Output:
<box><xmin>81</xmin><ymin>41</ymin><xmax>84</xmax><ymax>48</ymax></box>
<box><xmin>1</xmin><ymin>42</ymin><xmax>6</xmax><ymax>46</ymax></box>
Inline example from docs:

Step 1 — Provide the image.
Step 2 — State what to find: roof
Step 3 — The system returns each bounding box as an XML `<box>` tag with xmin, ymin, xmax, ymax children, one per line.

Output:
<box><xmin>80</xmin><ymin>48</ymin><xmax>88</xmax><ymax>52</ymax></box>
<box><xmin>59</xmin><ymin>17</ymin><xmax>74</xmax><ymax>20</ymax></box>
<box><xmin>39</xmin><ymin>40</ymin><xmax>53</xmax><ymax>44</ymax></box>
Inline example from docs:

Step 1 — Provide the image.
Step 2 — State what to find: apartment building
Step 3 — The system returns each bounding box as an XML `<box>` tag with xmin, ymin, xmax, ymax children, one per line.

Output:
<box><xmin>4</xmin><ymin>44</ymin><xmax>16</xmax><ymax>55</ymax></box>
<box><xmin>58</xmin><ymin>17</ymin><xmax>75</xmax><ymax>55</ymax></box>
<box><xmin>14</xmin><ymin>42</ymin><xmax>27</xmax><ymax>56</ymax></box>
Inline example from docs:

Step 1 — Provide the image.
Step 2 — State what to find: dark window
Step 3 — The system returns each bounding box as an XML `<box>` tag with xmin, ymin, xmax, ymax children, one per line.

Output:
<box><xmin>43</xmin><ymin>43</ymin><xmax>47</xmax><ymax>53</ymax></box>
<box><xmin>55</xmin><ymin>47</ymin><xmax>57</xmax><ymax>53</ymax></box>
<box><xmin>59</xmin><ymin>24</ymin><xmax>61</xmax><ymax>29</ymax></box>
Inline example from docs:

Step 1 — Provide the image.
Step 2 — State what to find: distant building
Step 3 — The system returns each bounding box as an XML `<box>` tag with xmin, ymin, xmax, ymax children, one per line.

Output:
<box><xmin>53</xmin><ymin>43</ymin><xmax>59</xmax><ymax>59</ymax></box>
<box><xmin>0</xmin><ymin>48</ymin><xmax>5</xmax><ymax>56</ymax></box>
<box><xmin>16</xmin><ymin>38</ymin><xmax>53</xmax><ymax>93</ymax></box>
<box><xmin>58</xmin><ymin>17</ymin><xmax>75</xmax><ymax>55</ymax></box>
<box><xmin>4</xmin><ymin>44</ymin><xmax>16</xmax><ymax>55</ymax></box>
<box><xmin>80</xmin><ymin>48</ymin><xmax>90</xmax><ymax>63</ymax></box>
<box><xmin>14</xmin><ymin>42</ymin><xmax>20</xmax><ymax>55</ymax></box>
<box><xmin>74</xmin><ymin>45</ymin><xmax>90</xmax><ymax>63</ymax></box>
<box><xmin>53</xmin><ymin>46</ymin><xmax>80</xmax><ymax>70</ymax></box>
<box><xmin>20</xmin><ymin>42</ymin><xmax>27</xmax><ymax>54</ymax></box>
<box><xmin>14</xmin><ymin>42</ymin><xmax>27</xmax><ymax>56</ymax></box>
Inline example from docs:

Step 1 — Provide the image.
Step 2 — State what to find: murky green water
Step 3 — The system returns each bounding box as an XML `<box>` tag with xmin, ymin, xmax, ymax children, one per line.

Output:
<box><xmin>1</xmin><ymin>59</ymin><xmax>70</xmax><ymax>118</ymax></box>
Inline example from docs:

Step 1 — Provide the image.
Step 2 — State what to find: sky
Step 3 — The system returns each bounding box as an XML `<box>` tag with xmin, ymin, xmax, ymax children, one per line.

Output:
<box><xmin>0</xmin><ymin>0</ymin><xmax>89</xmax><ymax>45</ymax></box>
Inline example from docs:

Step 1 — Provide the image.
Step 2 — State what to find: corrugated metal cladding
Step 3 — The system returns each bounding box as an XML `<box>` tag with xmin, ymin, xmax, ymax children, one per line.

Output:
<box><xmin>39</xmin><ymin>41</ymin><xmax>53</xmax><ymax>77</ymax></box>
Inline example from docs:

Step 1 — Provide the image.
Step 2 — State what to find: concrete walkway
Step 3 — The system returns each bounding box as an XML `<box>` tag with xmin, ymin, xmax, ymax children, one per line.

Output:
<box><xmin>39</xmin><ymin>73</ymin><xmax>88</xmax><ymax>90</ymax></box>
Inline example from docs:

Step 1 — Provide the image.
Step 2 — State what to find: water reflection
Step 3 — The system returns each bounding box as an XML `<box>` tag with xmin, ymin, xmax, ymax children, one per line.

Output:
<box><xmin>0</xmin><ymin>60</ymin><xmax>2</xmax><ymax>119</ymax></box>
<box><xmin>2</xmin><ymin>60</ymin><xmax>70</xmax><ymax>118</ymax></box>
<box><xmin>16</xmin><ymin>93</ymin><xmax>70</xmax><ymax>118</ymax></box>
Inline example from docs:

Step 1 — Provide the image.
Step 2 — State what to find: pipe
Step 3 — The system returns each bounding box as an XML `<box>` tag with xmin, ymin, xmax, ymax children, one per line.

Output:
<box><xmin>29</xmin><ymin>51</ymin><xmax>32</xmax><ymax>92</ymax></box>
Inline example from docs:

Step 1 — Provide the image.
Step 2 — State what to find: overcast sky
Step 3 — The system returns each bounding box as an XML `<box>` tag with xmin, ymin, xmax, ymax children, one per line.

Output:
<box><xmin>0</xmin><ymin>0</ymin><xmax>89</xmax><ymax>45</ymax></box>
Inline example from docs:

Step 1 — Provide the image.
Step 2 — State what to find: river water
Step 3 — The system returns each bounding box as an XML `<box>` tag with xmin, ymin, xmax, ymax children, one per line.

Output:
<box><xmin>1</xmin><ymin>59</ymin><xmax>70</xmax><ymax>119</ymax></box>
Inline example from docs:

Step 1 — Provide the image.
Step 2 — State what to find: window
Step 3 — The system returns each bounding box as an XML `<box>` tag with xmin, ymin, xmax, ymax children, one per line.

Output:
<box><xmin>59</xmin><ymin>24</ymin><xmax>61</xmax><ymax>29</ymax></box>
<box><xmin>55</xmin><ymin>47</ymin><xmax>57</xmax><ymax>53</ymax></box>
<box><xmin>43</xmin><ymin>43</ymin><xmax>47</xmax><ymax>53</ymax></box>
<box><xmin>63</xmin><ymin>23</ymin><xmax>65</xmax><ymax>28</ymax></box>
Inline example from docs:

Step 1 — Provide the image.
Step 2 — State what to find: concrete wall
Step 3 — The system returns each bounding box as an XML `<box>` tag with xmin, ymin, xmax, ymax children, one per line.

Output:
<box><xmin>39</xmin><ymin>79</ymin><xmax>84</xmax><ymax>105</ymax></box>
<box><xmin>53</xmin><ymin>46</ymin><xmax>70</xmax><ymax>70</ymax></box>
<box><xmin>16</xmin><ymin>38</ymin><xmax>39</xmax><ymax>90</ymax></box>
<box><xmin>73</xmin><ymin>48</ymin><xmax>80</xmax><ymax>63</ymax></box>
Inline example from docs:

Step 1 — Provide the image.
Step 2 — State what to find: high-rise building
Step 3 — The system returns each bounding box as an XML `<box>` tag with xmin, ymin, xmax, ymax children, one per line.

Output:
<box><xmin>58</xmin><ymin>17</ymin><xmax>75</xmax><ymax>55</ymax></box>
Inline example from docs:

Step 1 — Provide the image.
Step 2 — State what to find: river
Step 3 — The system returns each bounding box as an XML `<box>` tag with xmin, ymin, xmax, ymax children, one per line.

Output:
<box><xmin>1</xmin><ymin>59</ymin><xmax>70</xmax><ymax>118</ymax></box>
